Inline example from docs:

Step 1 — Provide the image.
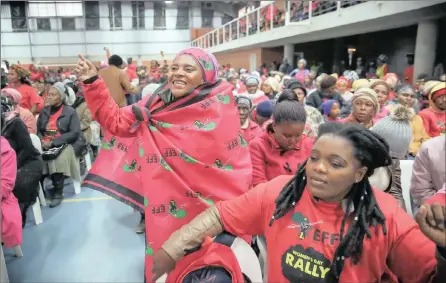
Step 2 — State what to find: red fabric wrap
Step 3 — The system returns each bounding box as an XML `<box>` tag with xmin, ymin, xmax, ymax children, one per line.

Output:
<box><xmin>82</xmin><ymin>79</ymin><xmax>252</xmax><ymax>280</ymax></box>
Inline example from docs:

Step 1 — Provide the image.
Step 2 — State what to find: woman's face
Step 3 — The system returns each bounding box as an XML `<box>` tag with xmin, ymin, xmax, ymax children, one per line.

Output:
<box><xmin>262</xmin><ymin>83</ymin><xmax>273</xmax><ymax>95</ymax></box>
<box><xmin>329</xmin><ymin>102</ymin><xmax>341</xmax><ymax>118</ymax></box>
<box><xmin>352</xmin><ymin>98</ymin><xmax>375</xmax><ymax>123</ymax></box>
<box><xmin>238</xmin><ymin>104</ymin><xmax>250</xmax><ymax>125</ymax></box>
<box><xmin>7</xmin><ymin>70</ymin><xmax>19</xmax><ymax>83</ymax></box>
<box><xmin>397</xmin><ymin>89</ymin><xmax>416</xmax><ymax>107</ymax></box>
<box><xmin>373</xmin><ymin>84</ymin><xmax>389</xmax><ymax>105</ymax></box>
<box><xmin>229</xmin><ymin>78</ymin><xmax>238</xmax><ymax>86</ymax></box>
<box><xmin>306</xmin><ymin>135</ymin><xmax>367</xmax><ymax>202</ymax></box>
<box><xmin>293</xmin><ymin>88</ymin><xmax>306</xmax><ymax>104</ymax></box>
<box><xmin>304</xmin><ymin>76</ymin><xmax>311</xmax><ymax>85</ymax></box>
<box><xmin>47</xmin><ymin>87</ymin><xmax>62</xmax><ymax>106</ymax></box>
<box><xmin>272</xmin><ymin>122</ymin><xmax>305</xmax><ymax>150</ymax></box>
<box><xmin>247</xmin><ymin>83</ymin><xmax>258</xmax><ymax>94</ymax></box>
<box><xmin>297</xmin><ymin>62</ymin><xmax>305</xmax><ymax>69</ymax></box>
<box><xmin>168</xmin><ymin>55</ymin><xmax>203</xmax><ymax>98</ymax></box>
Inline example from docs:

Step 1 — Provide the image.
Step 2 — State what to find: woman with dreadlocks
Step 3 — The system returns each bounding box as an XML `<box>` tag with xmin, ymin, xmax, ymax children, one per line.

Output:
<box><xmin>152</xmin><ymin>123</ymin><xmax>446</xmax><ymax>283</ymax></box>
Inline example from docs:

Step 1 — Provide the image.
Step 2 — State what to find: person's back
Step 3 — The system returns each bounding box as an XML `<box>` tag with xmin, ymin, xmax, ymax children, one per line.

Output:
<box><xmin>98</xmin><ymin>55</ymin><xmax>139</xmax><ymax>107</ymax></box>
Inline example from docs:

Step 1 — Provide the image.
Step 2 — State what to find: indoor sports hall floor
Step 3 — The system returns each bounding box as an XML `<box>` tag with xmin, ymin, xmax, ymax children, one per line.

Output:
<box><xmin>3</xmin><ymin>180</ymin><xmax>145</xmax><ymax>282</ymax></box>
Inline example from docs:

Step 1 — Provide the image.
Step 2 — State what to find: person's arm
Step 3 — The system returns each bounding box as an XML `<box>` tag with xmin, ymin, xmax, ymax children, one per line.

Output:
<box><xmin>388</xmin><ymin>159</ymin><xmax>406</xmax><ymax>210</ymax></box>
<box><xmin>51</xmin><ymin>110</ymin><xmax>80</xmax><ymax>147</ymax></box>
<box><xmin>104</xmin><ymin>47</ymin><xmax>111</xmax><ymax>59</ymax></box>
<box><xmin>120</xmin><ymin>70</ymin><xmax>139</xmax><ymax>94</ymax></box>
<box><xmin>161</xmin><ymin>182</ymin><xmax>269</xmax><ymax>261</ymax></box>
<box><xmin>249</xmin><ymin>140</ymin><xmax>268</xmax><ymax>187</ymax></box>
<box><xmin>81</xmin><ymin>76</ymin><xmax>140</xmax><ymax>137</ymax></box>
<box><xmin>1</xmin><ymin>139</ymin><xmax>17</xmax><ymax>200</ymax></box>
<box><xmin>411</xmin><ymin>146</ymin><xmax>436</xmax><ymax>206</ymax></box>
<box><xmin>79</xmin><ymin>106</ymin><xmax>93</xmax><ymax>132</ymax></box>
<box><xmin>386</xmin><ymin>205</ymin><xmax>446</xmax><ymax>283</ymax></box>
<box><xmin>418</xmin><ymin>111</ymin><xmax>433</xmax><ymax>137</ymax></box>
<box><xmin>28</xmin><ymin>88</ymin><xmax>40</xmax><ymax>115</ymax></box>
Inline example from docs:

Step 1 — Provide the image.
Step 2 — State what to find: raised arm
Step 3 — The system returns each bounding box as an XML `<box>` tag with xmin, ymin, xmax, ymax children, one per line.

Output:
<box><xmin>75</xmin><ymin>55</ymin><xmax>139</xmax><ymax>138</ymax></box>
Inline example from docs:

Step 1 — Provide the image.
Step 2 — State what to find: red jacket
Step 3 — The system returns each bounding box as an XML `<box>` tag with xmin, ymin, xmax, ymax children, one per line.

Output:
<box><xmin>216</xmin><ymin>175</ymin><xmax>443</xmax><ymax>283</ymax></box>
<box><xmin>126</xmin><ymin>67</ymin><xmax>137</xmax><ymax>82</ymax></box>
<box><xmin>249</xmin><ymin>131</ymin><xmax>313</xmax><ymax>187</ymax></box>
<box><xmin>241</xmin><ymin>120</ymin><xmax>263</xmax><ymax>144</ymax></box>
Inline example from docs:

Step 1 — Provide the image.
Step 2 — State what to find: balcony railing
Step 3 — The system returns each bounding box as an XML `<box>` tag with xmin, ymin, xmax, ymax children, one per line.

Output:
<box><xmin>191</xmin><ymin>1</ymin><xmax>366</xmax><ymax>49</ymax></box>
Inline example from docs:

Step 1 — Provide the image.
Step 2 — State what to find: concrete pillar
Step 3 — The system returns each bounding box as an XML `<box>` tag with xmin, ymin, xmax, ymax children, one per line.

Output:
<box><xmin>414</xmin><ymin>20</ymin><xmax>438</xmax><ymax>81</ymax></box>
<box><xmin>284</xmin><ymin>43</ymin><xmax>294</xmax><ymax>66</ymax></box>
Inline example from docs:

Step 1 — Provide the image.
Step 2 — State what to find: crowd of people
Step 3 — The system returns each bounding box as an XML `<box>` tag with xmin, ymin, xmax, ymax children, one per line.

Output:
<box><xmin>1</xmin><ymin>45</ymin><xmax>445</xmax><ymax>283</ymax></box>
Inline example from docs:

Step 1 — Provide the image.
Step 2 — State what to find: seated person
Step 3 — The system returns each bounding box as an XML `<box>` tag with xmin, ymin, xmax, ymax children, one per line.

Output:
<box><xmin>1</xmin><ymin>136</ymin><xmax>22</xmax><ymax>248</ymax></box>
<box><xmin>249</xmin><ymin>97</ymin><xmax>312</xmax><ymax>187</ymax></box>
<box><xmin>411</xmin><ymin>135</ymin><xmax>446</xmax><ymax>209</ymax></box>
<box><xmin>37</xmin><ymin>82</ymin><xmax>84</xmax><ymax>208</ymax></box>
<box><xmin>236</xmin><ymin>96</ymin><xmax>262</xmax><ymax>144</ymax></box>
<box><xmin>1</xmin><ymin>88</ymin><xmax>37</xmax><ymax>134</ymax></box>
<box><xmin>1</xmin><ymin>96</ymin><xmax>43</xmax><ymax>226</ymax></box>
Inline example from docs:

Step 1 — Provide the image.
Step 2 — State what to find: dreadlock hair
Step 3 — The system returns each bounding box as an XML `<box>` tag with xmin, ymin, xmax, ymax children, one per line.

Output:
<box><xmin>269</xmin><ymin>123</ymin><xmax>392</xmax><ymax>283</ymax></box>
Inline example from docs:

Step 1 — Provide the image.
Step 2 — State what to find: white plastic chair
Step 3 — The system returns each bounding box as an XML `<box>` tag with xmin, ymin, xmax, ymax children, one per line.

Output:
<box><xmin>400</xmin><ymin>160</ymin><xmax>414</xmax><ymax>217</ymax></box>
<box><xmin>1</xmin><ymin>245</ymin><xmax>9</xmax><ymax>283</ymax></box>
<box><xmin>255</xmin><ymin>236</ymin><xmax>268</xmax><ymax>282</ymax></box>
<box><xmin>29</xmin><ymin>134</ymin><xmax>45</xmax><ymax>224</ymax></box>
<box><xmin>156</xmin><ymin>236</ymin><xmax>263</xmax><ymax>283</ymax></box>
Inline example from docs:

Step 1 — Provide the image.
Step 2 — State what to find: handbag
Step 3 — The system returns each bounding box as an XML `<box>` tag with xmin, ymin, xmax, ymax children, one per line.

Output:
<box><xmin>41</xmin><ymin>144</ymin><xmax>68</xmax><ymax>161</ymax></box>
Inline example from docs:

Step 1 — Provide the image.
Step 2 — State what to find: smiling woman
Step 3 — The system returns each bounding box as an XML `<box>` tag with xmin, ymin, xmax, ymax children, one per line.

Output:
<box><xmin>74</xmin><ymin>47</ymin><xmax>252</xmax><ymax>281</ymax></box>
<box><xmin>155</xmin><ymin>123</ymin><xmax>446</xmax><ymax>283</ymax></box>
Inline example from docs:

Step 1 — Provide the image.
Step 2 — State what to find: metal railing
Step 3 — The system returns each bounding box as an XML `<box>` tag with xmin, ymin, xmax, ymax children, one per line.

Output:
<box><xmin>191</xmin><ymin>0</ymin><xmax>366</xmax><ymax>49</ymax></box>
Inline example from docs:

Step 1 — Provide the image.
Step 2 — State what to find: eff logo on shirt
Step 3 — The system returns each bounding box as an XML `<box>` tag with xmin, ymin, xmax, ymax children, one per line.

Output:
<box><xmin>288</xmin><ymin>212</ymin><xmax>323</xmax><ymax>240</ymax></box>
<box><xmin>281</xmin><ymin>244</ymin><xmax>331</xmax><ymax>282</ymax></box>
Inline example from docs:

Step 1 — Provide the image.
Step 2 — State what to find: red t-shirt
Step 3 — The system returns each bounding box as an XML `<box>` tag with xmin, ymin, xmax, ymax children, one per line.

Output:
<box><xmin>43</xmin><ymin>105</ymin><xmax>64</xmax><ymax>143</ymax></box>
<box><xmin>6</xmin><ymin>84</ymin><xmax>40</xmax><ymax>111</ymax></box>
<box><xmin>418</xmin><ymin>107</ymin><xmax>446</xmax><ymax>137</ymax></box>
<box><xmin>249</xmin><ymin>132</ymin><xmax>313</xmax><ymax>187</ymax></box>
<box><xmin>217</xmin><ymin>175</ymin><xmax>438</xmax><ymax>283</ymax></box>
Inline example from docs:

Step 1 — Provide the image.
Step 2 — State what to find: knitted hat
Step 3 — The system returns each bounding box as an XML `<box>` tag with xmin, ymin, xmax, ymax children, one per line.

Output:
<box><xmin>236</xmin><ymin>96</ymin><xmax>252</xmax><ymax>109</ymax></box>
<box><xmin>52</xmin><ymin>82</ymin><xmax>76</xmax><ymax>106</ymax></box>
<box><xmin>256</xmin><ymin>100</ymin><xmax>273</xmax><ymax>118</ymax></box>
<box><xmin>245</xmin><ymin>76</ymin><xmax>259</xmax><ymax>86</ymax></box>
<box><xmin>352</xmin><ymin>79</ymin><xmax>370</xmax><ymax>91</ymax></box>
<box><xmin>351</xmin><ymin>88</ymin><xmax>380</xmax><ymax>115</ymax></box>
<box><xmin>371</xmin><ymin>105</ymin><xmax>414</xmax><ymax>159</ymax></box>
<box><xmin>321</xmin><ymin>99</ymin><xmax>339</xmax><ymax>115</ymax></box>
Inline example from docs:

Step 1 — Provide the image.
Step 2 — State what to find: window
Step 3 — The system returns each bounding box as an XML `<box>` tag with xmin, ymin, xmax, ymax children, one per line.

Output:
<box><xmin>176</xmin><ymin>2</ymin><xmax>189</xmax><ymax>29</ymax></box>
<box><xmin>62</xmin><ymin>18</ymin><xmax>75</xmax><ymax>30</ymax></box>
<box><xmin>108</xmin><ymin>1</ymin><xmax>122</xmax><ymax>30</ymax></box>
<box><xmin>37</xmin><ymin>18</ymin><xmax>51</xmax><ymax>30</ymax></box>
<box><xmin>85</xmin><ymin>1</ymin><xmax>100</xmax><ymax>30</ymax></box>
<box><xmin>10</xmin><ymin>1</ymin><xmax>27</xmax><ymax>32</ymax></box>
<box><xmin>131</xmin><ymin>1</ymin><xmax>145</xmax><ymax>29</ymax></box>
<box><xmin>154</xmin><ymin>1</ymin><xmax>166</xmax><ymax>30</ymax></box>
<box><xmin>201</xmin><ymin>3</ymin><xmax>213</xmax><ymax>28</ymax></box>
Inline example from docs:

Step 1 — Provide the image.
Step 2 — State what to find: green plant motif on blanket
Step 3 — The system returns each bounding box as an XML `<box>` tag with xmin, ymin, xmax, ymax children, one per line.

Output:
<box><xmin>214</xmin><ymin>159</ymin><xmax>233</xmax><ymax>171</ymax></box>
<box><xmin>239</xmin><ymin>132</ymin><xmax>248</xmax><ymax>147</ymax></box>
<box><xmin>157</xmin><ymin>121</ymin><xmax>173</xmax><ymax>128</ymax></box>
<box><xmin>199</xmin><ymin>57</ymin><xmax>214</xmax><ymax>71</ymax></box>
<box><xmin>194</xmin><ymin>120</ymin><xmax>216</xmax><ymax>131</ymax></box>
<box><xmin>122</xmin><ymin>159</ymin><xmax>139</xmax><ymax>172</ymax></box>
<box><xmin>160</xmin><ymin>157</ymin><xmax>173</xmax><ymax>172</ymax></box>
<box><xmin>145</xmin><ymin>245</ymin><xmax>154</xmax><ymax>256</ymax></box>
<box><xmin>148</xmin><ymin>125</ymin><xmax>158</xmax><ymax>132</ymax></box>
<box><xmin>169</xmin><ymin>200</ymin><xmax>187</xmax><ymax>218</ymax></box>
<box><xmin>217</xmin><ymin>94</ymin><xmax>231</xmax><ymax>104</ymax></box>
<box><xmin>101</xmin><ymin>136</ymin><xmax>116</xmax><ymax>150</ymax></box>
<box><xmin>179</xmin><ymin>151</ymin><xmax>198</xmax><ymax>164</ymax></box>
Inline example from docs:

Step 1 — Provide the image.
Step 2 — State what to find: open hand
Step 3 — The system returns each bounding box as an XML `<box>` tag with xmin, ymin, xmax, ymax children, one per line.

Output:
<box><xmin>74</xmin><ymin>54</ymin><xmax>98</xmax><ymax>82</ymax></box>
<box><xmin>151</xmin><ymin>248</ymin><xmax>176</xmax><ymax>282</ymax></box>
<box><xmin>416</xmin><ymin>203</ymin><xmax>446</xmax><ymax>248</ymax></box>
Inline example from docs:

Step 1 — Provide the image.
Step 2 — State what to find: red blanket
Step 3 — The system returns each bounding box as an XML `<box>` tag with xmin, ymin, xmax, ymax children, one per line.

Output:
<box><xmin>82</xmin><ymin>78</ymin><xmax>252</xmax><ymax>279</ymax></box>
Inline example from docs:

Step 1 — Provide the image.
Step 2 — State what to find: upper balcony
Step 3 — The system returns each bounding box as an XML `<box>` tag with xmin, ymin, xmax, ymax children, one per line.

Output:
<box><xmin>192</xmin><ymin>0</ymin><xmax>446</xmax><ymax>53</ymax></box>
